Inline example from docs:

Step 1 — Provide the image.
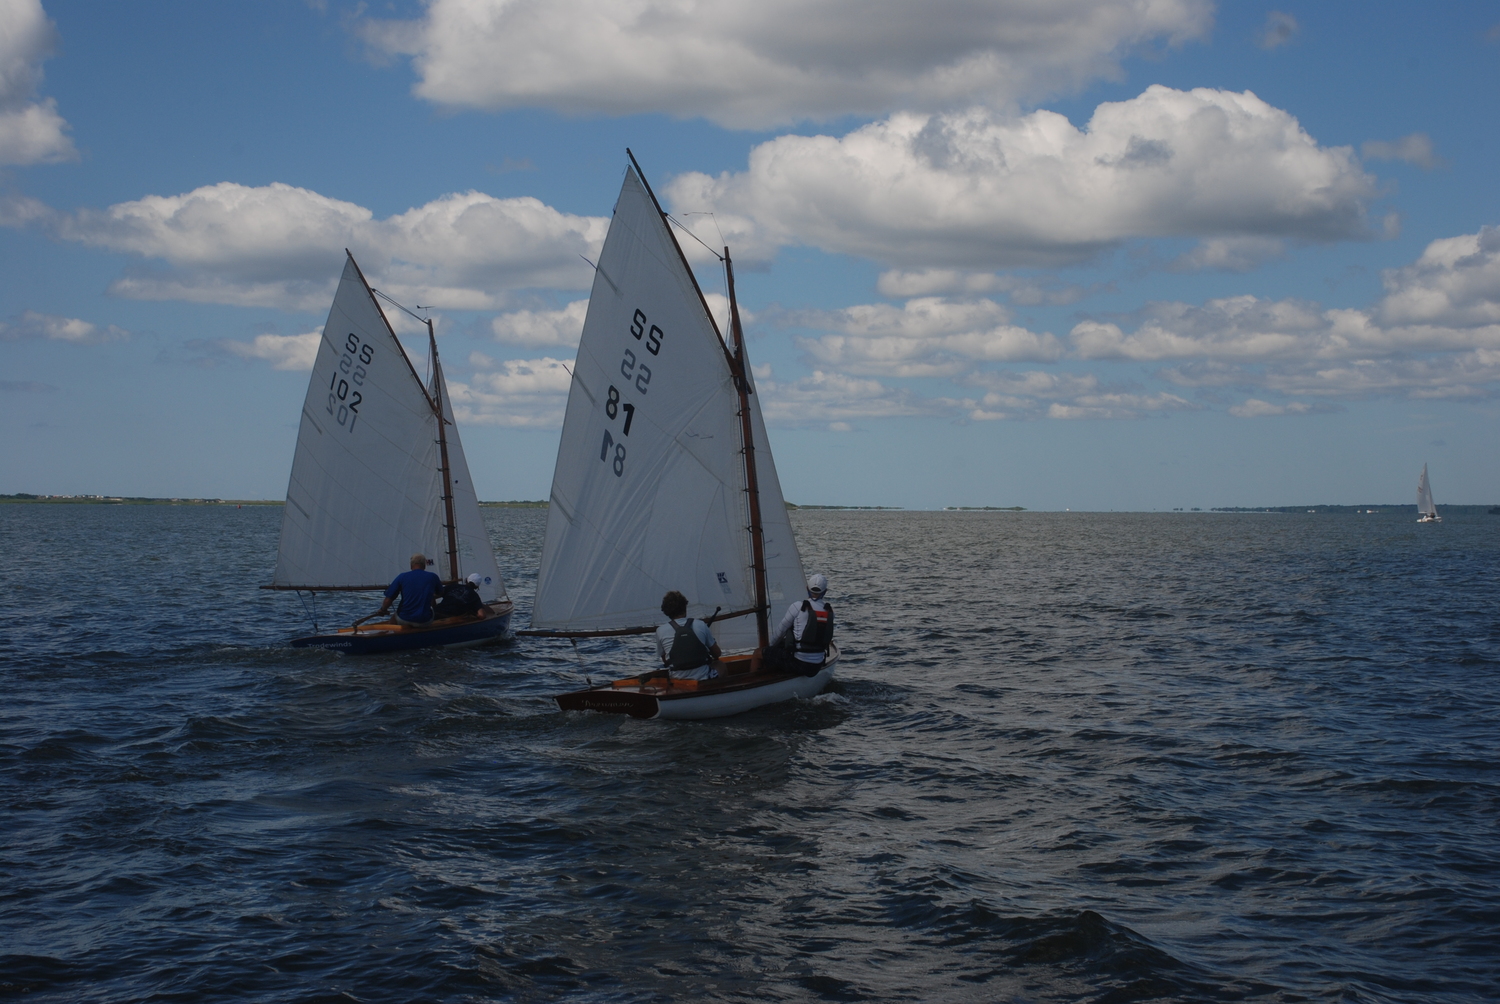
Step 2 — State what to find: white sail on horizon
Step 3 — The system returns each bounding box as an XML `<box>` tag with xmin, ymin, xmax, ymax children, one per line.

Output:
<box><xmin>1417</xmin><ymin>463</ymin><xmax>1438</xmax><ymax>518</ymax></box>
<box><xmin>271</xmin><ymin>255</ymin><xmax>506</xmax><ymax>601</ymax></box>
<box><xmin>532</xmin><ymin>168</ymin><xmax>803</xmax><ymax>652</ymax></box>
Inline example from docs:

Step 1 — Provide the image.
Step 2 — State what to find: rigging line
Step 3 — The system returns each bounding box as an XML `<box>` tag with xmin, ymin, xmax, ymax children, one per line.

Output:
<box><xmin>667</xmin><ymin>212</ymin><xmax>735</xmax><ymax>344</ymax></box>
<box><xmin>370</xmin><ymin>287</ymin><xmax>429</xmax><ymax>324</ymax></box>
<box><xmin>680</xmin><ymin>211</ymin><xmax>727</xmax><ymax>251</ymax></box>
<box><xmin>370</xmin><ymin>287</ymin><xmax>437</xmax><ymax>385</ymax></box>
<box><xmin>667</xmin><ymin>213</ymin><xmax>725</xmax><ymax>261</ymax></box>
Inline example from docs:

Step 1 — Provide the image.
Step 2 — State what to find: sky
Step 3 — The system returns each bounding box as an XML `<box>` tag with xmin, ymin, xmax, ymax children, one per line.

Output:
<box><xmin>2</xmin><ymin>0</ymin><xmax>1498</xmax><ymax>510</ymax></box>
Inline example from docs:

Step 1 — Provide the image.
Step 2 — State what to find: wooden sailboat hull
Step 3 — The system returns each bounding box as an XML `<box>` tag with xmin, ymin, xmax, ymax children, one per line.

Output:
<box><xmin>556</xmin><ymin>645</ymin><xmax>838</xmax><ymax>720</ymax></box>
<box><xmin>290</xmin><ymin>602</ymin><xmax>514</xmax><ymax>654</ymax></box>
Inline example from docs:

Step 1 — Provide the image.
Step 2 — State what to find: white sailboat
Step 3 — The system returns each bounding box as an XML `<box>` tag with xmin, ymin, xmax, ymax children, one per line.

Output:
<box><xmin>1416</xmin><ymin>463</ymin><xmax>1441</xmax><ymax>523</ymax></box>
<box><xmin>264</xmin><ymin>252</ymin><xmax>513</xmax><ymax>652</ymax></box>
<box><xmin>525</xmin><ymin>154</ymin><xmax>836</xmax><ymax>719</ymax></box>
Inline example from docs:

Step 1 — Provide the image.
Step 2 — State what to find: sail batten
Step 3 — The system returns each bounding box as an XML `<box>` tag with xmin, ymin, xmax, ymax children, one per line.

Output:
<box><xmin>532</xmin><ymin>167</ymin><xmax>804</xmax><ymax>653</ymax></box>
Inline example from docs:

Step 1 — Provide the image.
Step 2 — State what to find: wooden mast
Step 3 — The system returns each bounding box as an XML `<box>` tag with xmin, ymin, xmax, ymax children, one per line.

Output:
<box><xmin>724</xmin><ymin>248</ymin><xmax>770</xmax><ymax>650</ymax></box>
<box><xmin>428</xmin><ymin>319</ymin><xmax>461</xmax><ymax>583</ymax></box>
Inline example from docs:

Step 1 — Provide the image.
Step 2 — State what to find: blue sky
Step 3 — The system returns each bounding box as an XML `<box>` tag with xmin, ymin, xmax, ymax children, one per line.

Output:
<box><xmin>2</xmin><ymin>0</ymin><xmax>1497</xmax><ymax>509</ymax></box>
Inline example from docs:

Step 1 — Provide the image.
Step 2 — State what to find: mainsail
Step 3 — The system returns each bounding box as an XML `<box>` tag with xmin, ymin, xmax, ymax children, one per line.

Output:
<box><xmin>1417</xmin><ymin>464</ymin><xmax>1437</xmax><ymax>518</ymax></box>
<box><xmin>532</xmin><ymin>167</ymin><xmax>803</xmax><ymax>653</ymax></box>
<box><xmin>270</xmin><ymin>254</ymin><xmax>505</xmax><ymax>601</ymax></box>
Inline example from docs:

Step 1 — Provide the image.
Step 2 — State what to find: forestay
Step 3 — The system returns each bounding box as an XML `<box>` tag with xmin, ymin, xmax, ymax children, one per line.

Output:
<box><xmin>533</xmin><ymin>168</ymin><xmax>803</xmax><ymax>653</ymax></box>
<box><xmin>271</xmin><ymin>256</ymin><xmax>505</xmax><ymax>601</ymax></box>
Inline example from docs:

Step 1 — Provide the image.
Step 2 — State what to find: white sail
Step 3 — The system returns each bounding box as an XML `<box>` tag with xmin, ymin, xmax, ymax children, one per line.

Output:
<box><xmin>533</xmin><ymin>168</ymin><xmax>803</xmax><ymax>653</ymax></box>
<box><xmin>746</xmin><ymin>366</ymin><xmax>806</xmax><ymax>615</ymax></box>
<box><xmin>1417</xmin><ymin>464</ymin><xmax>1437</xmax><ymax>518</ymax></box>
<box><xmin>272</xmin><ymin>256</ymin><xmax>502</xmax><ymax>594</ymax></box>
<box><xmin>430</xmin><ymin>353</ymin><xmax>507</xmax><ymax>601</ymax></box>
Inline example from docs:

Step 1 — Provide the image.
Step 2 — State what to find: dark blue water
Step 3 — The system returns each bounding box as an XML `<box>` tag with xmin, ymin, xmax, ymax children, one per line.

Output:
<box><xmin>2</xmin><ymin>505</ymin><xmax>1497</xmax><ymax>1003</ymax></box>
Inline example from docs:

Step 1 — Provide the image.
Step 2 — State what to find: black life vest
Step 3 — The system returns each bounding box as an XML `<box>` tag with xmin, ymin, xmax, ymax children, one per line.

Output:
<box><xmin>668</xmin><ymin>618</ymin><xmax>711</xmax><ymax>670</ymax></box>
<box><xmin>796</xmin><ymin>600</ymin><xmax>834</xmax><ymax>654</ymax></box>
<box><xmin>435</xmin><ymin>583</ymin><xmax>482</xmax><ymax>618</ymax></box>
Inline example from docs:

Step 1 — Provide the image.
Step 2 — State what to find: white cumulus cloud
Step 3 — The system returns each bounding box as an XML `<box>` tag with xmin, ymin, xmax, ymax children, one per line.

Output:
<box><xmin>215</xmin><ymin>331</ymin><xmax>323</xmax><ymax>371</ymax></box>
<box><xmin>0</xmin><ymin>0</ymin><xmax>75</xmax><ymax>166</ymax></box>
<box><xmin>756</xmin><ymin>369</ymin><xmax>951</xmax><ymax>428</ymax></box>
<box><xmin>490</xmin><ymin>300</ymin><xmax>588</xmax><ymax>347</ymax></box>
<box><xmin>876</xmin><ymin>268</ymin><xmax>1094</xmax><ymax>304</ymax></box>
<box><xmin>362</xmin><ymin>0</ymin><xmax>1212</xmax><ymax>129</ymax></box>
<box><xmin>1069</xmin><ymin>227</ymin><xmax>1500</xmax><ymax>404</ymax></box>
<box><xmin>1376</xmin><ymin>225</ymin><xmax>1500</xmax><ymax>328</ymax></box>
<box><xmin>1168</xmin><ymin>236</ymin><xmax>1286</xmax><ymax>273</ymax></box>
<box><xmin>1228</xmin><ymin>398</ymin><xmax>1311</xmax><ymax>417</ymax></box>
<box><xmin>11</xmin><ymin>182</ymin><xmax>607</xmax><ymax>311</ymax></box>
<box><xmin>785</xmin><ymin>297</ymin><xmax>1062</xmax><ymax>376</ymax></box>
<box><xmin>963</xmin><ymin>369</ymin><xmax>1193</xmax><ymax>420</ymax></box>
<box><xmin>668</xmin><ymin>86</ymin><xmax>1379</xmax><ymax>269</ymax></box>
<box><xmin>452</xmin><ymin>355</ymin><xmax>573</xmax><ymax>427</ymax></box>
<box><xmin>0</xmin><ymin>309</ymin><xmax>127</xmax><ymax>343</ymax></box>
<box><xmin>1362</xmin><ymin>133</ymin><xmax>1440</xmax><ymax>170</ymax></box>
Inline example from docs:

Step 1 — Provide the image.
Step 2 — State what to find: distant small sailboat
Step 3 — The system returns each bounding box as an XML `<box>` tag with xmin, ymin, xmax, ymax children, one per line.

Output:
<box><xmin>263</xmin><ymin>252</ymin><xmax>513</xmax><ymax>652</ymax></box>
<box><xmin>1416</xmin><ymin>464</ymin><xmax>1441</xmax><ymax>524</ymax></box>
<box><xmin>524</xmin><ymin>153</ymin><xmax>836</xmax><ymax>719</ymax></box>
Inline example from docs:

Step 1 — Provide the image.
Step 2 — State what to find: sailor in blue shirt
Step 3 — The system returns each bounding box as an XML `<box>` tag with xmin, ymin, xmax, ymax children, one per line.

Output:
<box><xmin>372</xmin><ymin>553</ymin><xmax>443</xmax><ymax>625</ymax></box>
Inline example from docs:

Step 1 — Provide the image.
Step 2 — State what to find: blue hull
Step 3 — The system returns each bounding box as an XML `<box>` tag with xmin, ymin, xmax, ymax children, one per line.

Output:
<box><xmin>291</xmin><ymin>609</ymin><xmax>512</xmax><ymax>655</ymax></box>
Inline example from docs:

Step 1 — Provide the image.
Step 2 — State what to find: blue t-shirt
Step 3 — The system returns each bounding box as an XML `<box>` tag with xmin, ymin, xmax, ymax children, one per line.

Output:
<box><xmin>386</xmin><ymin>569</ymin><xmax>442</xmax><ymax>623</ymax></box>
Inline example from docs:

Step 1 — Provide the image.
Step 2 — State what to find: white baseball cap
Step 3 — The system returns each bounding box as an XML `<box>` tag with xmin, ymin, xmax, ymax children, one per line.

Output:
<box><xmin>808</xmin><ymin>573</ymin><xmax>828</xmax><ymax>595</ymax></box>
<box><xmin>466</xmin><ymin>573</ymin><xmax>483</xmax><ymax>586</ymax></box>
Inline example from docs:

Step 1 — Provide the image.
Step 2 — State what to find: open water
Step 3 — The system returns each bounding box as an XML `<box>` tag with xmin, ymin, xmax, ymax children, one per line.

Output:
<box><xmin>2</xmin><ymin>504</ymin><xmax>1498</xmax><ymax>1003</ymax></box>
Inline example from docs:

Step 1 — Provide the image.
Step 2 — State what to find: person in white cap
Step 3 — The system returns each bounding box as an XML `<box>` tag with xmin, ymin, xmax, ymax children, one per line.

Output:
<box><xmin>767</xmin><ymin>573</ymin><xmax>834</xmax><ymax>674</ymax></box>
<box><xmin>435</xmin><ymin>572</ymin><xmax>489</xmax><ymax>619</ymax></box>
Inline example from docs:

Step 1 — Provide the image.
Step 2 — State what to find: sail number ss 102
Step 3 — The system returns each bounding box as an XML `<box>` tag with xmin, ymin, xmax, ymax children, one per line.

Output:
<box><xmin>328</xmin><ymin>332</ymin><xmax>373</xmax><ymax>433</ymax></box>
<box><xmin>599</xmin><ymin>308</ymin><xmax>661</xmax><ymax>477</ymax></box>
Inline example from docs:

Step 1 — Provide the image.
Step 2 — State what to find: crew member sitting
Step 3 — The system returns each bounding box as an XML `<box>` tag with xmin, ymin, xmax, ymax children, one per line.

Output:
<box><xmin>371</xmin><ymin>553</ymin><xmax>443</xmax><ymax>626</ymax></box>
<box><xmin>767</xmin><ymin>573</ymin><xmax>834</xmax><ymax>674</ymax></box>
<box><xmin>654</xmin><ymin>590</ymin><xmax>722</xmax><ymax>681</ymax></box>
<box><xmin>435</xmin><ymin>573</ymin><xmax>487</xmax><ymax>619</ymax></box>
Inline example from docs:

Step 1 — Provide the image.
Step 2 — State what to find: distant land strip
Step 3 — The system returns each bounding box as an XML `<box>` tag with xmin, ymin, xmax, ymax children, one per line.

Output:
<box><xmin>1211</xmin><ymin>504</ymin><xmax>1500</xmax><ymax>514</ymax></box>
<box><xmin>785</xmin><ymin>503</ymin><xmax>904</xmax><ymax>510</ymax></box>
<box><xmin>1</xmin><ymin>493</ymin><xmax>279</xmax><ymax>505</ymax></box>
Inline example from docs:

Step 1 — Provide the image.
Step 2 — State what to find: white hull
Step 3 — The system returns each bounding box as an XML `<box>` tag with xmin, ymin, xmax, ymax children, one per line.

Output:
<box><xmin>654</xmin><ymin>654</ymin><xmax>838</xmax><ymax>720</ymax></box>
<box><xmin>555</xmin><ymin>644</ymin><xmax>839</xmax><ymax>720</ymax></box>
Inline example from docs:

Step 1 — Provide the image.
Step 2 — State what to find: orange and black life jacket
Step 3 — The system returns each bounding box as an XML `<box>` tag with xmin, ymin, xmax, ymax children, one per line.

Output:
<box><xmin>796</xmin><ymin>600</ymin><xmax>834</xmax><ymax>654</ymax></box>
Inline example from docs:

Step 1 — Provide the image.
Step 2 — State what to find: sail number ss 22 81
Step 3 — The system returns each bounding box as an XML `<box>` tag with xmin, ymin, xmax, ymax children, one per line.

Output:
<box><xmin>328</xmin><ymin>332</ymin><xmax>373</xmax><ymax>433</ymax></box>
<box><xmin>598</xmin><ymin>308</ymin><xmax>661</xmax><ymax>477</ymax></box>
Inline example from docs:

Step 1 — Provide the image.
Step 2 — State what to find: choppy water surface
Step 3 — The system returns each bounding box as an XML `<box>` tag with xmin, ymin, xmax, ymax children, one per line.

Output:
<box><xmin>2</xmin><ymin>505</ymin><xmax>1497</xmax><ymax>1003</ymax></box>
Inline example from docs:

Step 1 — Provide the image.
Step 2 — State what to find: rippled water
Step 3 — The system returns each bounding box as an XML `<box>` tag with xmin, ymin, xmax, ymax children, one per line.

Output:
<box><xmin>2</xmin><ymin>504</ymin><xmax>1497</xmax><ymax>1003</ymax></box>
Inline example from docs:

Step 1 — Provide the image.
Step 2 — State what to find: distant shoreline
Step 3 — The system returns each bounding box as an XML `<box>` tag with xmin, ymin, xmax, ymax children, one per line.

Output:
<box><xmin>1</xmin><ymin>494</ymin><xmax>280</xmax><ymax>506</ymax></box>
<box><xmin>4</xmin><ymin>495</ymin><xmax>1495</xmax><ymax>513</ymax></box>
